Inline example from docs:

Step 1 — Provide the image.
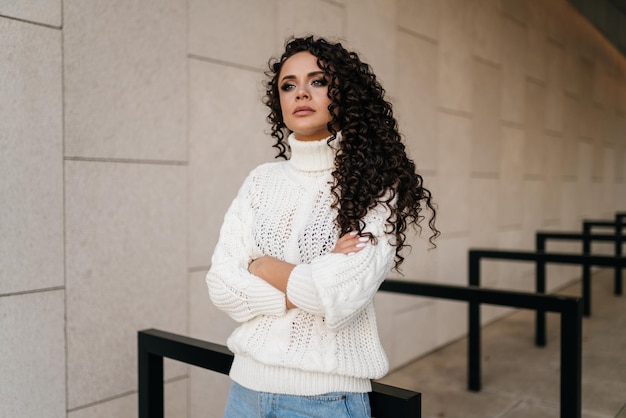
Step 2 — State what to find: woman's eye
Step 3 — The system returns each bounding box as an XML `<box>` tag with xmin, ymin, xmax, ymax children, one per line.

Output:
<box><xmin>280</xmin><ymin>83</ymin><xmax>295</xmax><ymax>91</ymax></box>
<box><xmin>312</xmin><ymin>78</ymin><xmax>328</xmax><ymax>87</ymax></box>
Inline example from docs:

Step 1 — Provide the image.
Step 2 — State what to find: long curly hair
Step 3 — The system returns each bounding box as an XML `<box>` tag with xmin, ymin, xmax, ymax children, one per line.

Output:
<box><xmin>264</xmin><ymin>36</ymin><xmax>439</xmax><ymax>270</ymax></box>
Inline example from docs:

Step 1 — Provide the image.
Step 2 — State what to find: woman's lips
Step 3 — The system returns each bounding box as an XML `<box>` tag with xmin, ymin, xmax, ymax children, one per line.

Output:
<box><xmin>293</xmin><ymin>106</ymin><xmax>314</xmax><ymax>116</ymax></box>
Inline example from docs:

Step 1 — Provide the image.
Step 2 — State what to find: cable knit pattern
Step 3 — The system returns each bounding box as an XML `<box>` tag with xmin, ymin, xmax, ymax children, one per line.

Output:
<box><xmin>206</xmin><ymin>132</ymin><xmax>395</xmax><ymax>396</ymax></box>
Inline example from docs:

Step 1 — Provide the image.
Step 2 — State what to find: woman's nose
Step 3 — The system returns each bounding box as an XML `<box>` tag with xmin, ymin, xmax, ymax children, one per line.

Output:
<box><xmin>296</xmin><ymin>84</ymin><xmax>309</xmax><ymax>100</ymax></box>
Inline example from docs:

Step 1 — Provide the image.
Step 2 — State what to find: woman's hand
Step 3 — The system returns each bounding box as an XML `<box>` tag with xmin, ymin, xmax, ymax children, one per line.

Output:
<box><xmin>332</xmin><ymin>231</ymin><xmax>370</xmax><ymax>255</ymax></box>
<box><xmin>248</xmin><ymin>256</ymin><xmax>297</xmax><ymax>309</ymax></box>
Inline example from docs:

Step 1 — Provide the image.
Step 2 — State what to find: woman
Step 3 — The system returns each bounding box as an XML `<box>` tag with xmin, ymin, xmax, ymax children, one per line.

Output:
<box><xmin>206</xmin><ymin>36</ymin><xmax>438</xmax><ymax>418</ymax></box>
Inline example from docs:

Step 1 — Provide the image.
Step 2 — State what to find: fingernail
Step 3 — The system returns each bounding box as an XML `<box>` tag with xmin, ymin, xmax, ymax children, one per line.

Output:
<box><xmin>349</xmin><ymin>231</ymin><xmax>358</xmax><ymax>236</ymax></box>
<box><xmin>347</xmin><ymin>252</ymin><xmax>355</xmax><ymax>256</ymax></box>
<box><xmin>358</xmin><ymin>237</ymin><xmax>369</xmax><ymax>242</ymax></box>
<box><xmin>356</xmin><ymin>243</ymin><xmax>366</xmax><ymax>248</ymax></box>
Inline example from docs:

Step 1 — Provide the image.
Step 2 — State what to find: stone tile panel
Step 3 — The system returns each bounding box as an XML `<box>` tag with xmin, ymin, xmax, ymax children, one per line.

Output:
<box><xmin>188</xmin><ymin>0</ymin><xmax>275</xmax><ymax>69</ymax></box>
<box><xmin>0</xmin><ymin>0</ymin><xmax>61</xmax><ymax>26</ymax></box>
<box><xmin>438</xmin><ymin>0</ymin><xmax>473</xmax><ymax>113</ymax></box>
<box><xmin>0</xmin><ymin>291</ymin><xmax>65</xmax><ymax>417</ymax></box>
<box><xmin>276</xmin><ymin>0</ymin><xmax>344</xmax><ymax>51</ymax></box>
<box><xmin>396</xmin><ymin>0</ymin><xmax>439</xmax><ymax>41</ymax></box>
<box><xmin>498</xmin><ymin>125</ymin><xmax>525</xmax><ymax>228</ymax></box>
<box><xmin>65</xmin><ymin>161</ymin><xmax>187</xmax><ymax>408</ymax></box>
<box><xmin>188</xmin><ymin>60</ymin><xmax>274</xmax><ymax>268</ymax></box>
<box><xmin>0</xmin><ymin>19</ymin><xmax>63</xmax><ymax>294</ymax></box>
<box><xmin>345</xmin><ymin>0</ymin><xmax>396</xmax><ymax>93</ymax></box>
<box><xmin>472</xmin><ymin>0</ymin><xmax>501</xmax><ymax>65</ymax></box>
<box><xmin>68</xmin><ymin>379</ymin><xmax>187</xmax><ymax>418</ymax></box>
<box><xmin>523</xmin><ymin>79</ymin><xmax>546</xmax><ymax>177</ymax></box>
<box><xmin>500</xmin><ymin>16</ymin><xmax>526</xmax><ymax>124</ymax></box>
<box><xmin>436</xmin><ymin>113</ymin><xmax>472</xmax><ymax>235</ymax></box>
<box><xmin>394</xmin><ymin>31</ymin><xmax>438</xmax><ymax>173</ymax></box>
<box><xmin>472</xmin><ymin>59</ymin><xmax>501</xmax><ymax>175</ymax></box>
<box><xmin>63</xmin><ymin>0</ymin><xmax>187</xmax><ymax>161</ymax></box>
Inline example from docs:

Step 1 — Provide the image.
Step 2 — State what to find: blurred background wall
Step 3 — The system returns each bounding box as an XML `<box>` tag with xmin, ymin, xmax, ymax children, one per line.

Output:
<box><xmin>1</xmin><ymin>0</ymin><xmax>625</xmax><ymax>416</ymax></box>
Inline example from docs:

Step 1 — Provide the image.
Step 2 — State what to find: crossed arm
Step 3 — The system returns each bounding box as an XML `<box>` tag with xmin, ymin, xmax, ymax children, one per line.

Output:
<box><xmin>248</xmin><ymin>231</ymin><xmax>370</xmax><ymax>309</ymax></box>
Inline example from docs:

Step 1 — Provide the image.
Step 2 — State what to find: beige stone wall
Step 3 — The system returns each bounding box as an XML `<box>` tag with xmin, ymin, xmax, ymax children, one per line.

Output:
<box><xmin>1</xmin><ymin>0</ymin><xmax>624</xmax><ymax>416</ymax></box>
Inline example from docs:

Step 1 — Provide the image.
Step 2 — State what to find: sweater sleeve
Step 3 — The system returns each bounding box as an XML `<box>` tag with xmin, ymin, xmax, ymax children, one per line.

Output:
<box><xmin>286</xmin><ymin>200</ymin><xmax>396</xmax><ymax>331</ymax></box>
<box><xmin>206</xmin><ymin>172</ymin><xmax>287</xmax><ymax>323</ymax></box>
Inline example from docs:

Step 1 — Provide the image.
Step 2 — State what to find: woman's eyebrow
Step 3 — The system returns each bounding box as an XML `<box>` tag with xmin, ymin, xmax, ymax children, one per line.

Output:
<box><xmin>280</xmin><ymin>71</ymin><xmax>325</xmax><ymax>83</ymax></box>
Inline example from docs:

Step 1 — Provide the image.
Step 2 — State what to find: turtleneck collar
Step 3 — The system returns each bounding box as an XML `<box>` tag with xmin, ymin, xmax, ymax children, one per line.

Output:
<box><xmin>287</xmin><ymin>132</ymin><xmax>341</xmax><ymax>173</ymax></box>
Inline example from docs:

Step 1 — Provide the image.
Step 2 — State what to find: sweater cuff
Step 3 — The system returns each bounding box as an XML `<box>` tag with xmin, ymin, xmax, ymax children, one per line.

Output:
<box><xmin>287</xmin><ymin>264</ymin><xmax>324</xmax><ymax>314</ymax></box>
<box><xmin>248</xmin><ymin>279</ymin><xmax>288</xmax><ymax>315</ymax></box>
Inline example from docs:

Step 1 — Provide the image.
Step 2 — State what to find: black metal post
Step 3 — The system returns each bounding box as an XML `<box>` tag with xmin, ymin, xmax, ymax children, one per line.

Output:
<box><xmin>535</xmin><ymin>234</ymin><xmax>547</xmax><ymax>347</ymax></box>
<box><xmin>138</xmin><ymin>333</ymin><xmax>164</xmax><ymax>418</ymax></box>
<box><xmin>616</xmin><ymin>213</ymin><xmax>624</xmax><ymax>295</ymax></box>
<box><xmin>468</xmin><ymin>252</ymin><xmax>481</xmax><ymax>391</ymax></box>
<box><xmin>582</xmin><ymin>222</ymin><xmax>592</xmax><ymax>316</ymax></box>
<box><xmin>560</xmin><ymin>298</ymin><xmax>583</xmax><ymax>418</ymax></box>
<box><xmin>370</xmin><ymin>382</ymin><xmax>421</xmax><ymax>417</ymax></box>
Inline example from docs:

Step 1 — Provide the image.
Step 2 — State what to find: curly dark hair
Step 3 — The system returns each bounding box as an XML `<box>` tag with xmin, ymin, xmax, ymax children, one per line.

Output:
<box><xmin>264</xmin><ymin>36</ymin><xmax>439</xmax><ymax>270</ymax></box>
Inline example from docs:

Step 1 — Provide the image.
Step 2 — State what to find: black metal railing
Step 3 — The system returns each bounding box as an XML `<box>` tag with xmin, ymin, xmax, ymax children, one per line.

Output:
<box><xmin>536</xmin><ymin>231</ymin><xmax>625</xmax><ymax>316</ymax></box>
<box><xmin>379</xmin><ymin>280</ymin><xmax>582</xmax><ymax>418</ymax></box>
<box><xmin>581</xmin><ymin>213</ymin><xmax>626</xmax><ymax>296</ymax></box>
<box><xmin>468</xmin><ymin>249</ymin><xmax>625</xmax><ymax>347</ymax></box>
<box><xmin>138</xmin><ymin>329</ymin><xmax>421</xmax><ymax>418</ymax></box>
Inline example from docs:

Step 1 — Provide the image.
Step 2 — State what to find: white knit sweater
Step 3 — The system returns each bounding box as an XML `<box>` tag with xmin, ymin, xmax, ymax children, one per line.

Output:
<box><xmin>206</xmin><ymin>132</ymin><xmax>395</xmax><ymax>396</ymax></box>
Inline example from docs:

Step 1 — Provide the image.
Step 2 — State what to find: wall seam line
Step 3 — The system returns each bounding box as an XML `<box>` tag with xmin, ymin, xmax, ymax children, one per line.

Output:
<box><xmin>0</xmin><ymin>286</ymin><xmax>65</xmax><ymax>298</ymax></box>
<box><xmin>188</xmin><ymin>53</ymin><xmax>263</xmax><ymax>74</ymax></box>
<box><xmin>0</xmin><ymin>14</ymin><xmax>61</xmax><ymax>30</ymax></box>
<box><xmin>64</xmin><ymin>156</ymin><xmax>187</xmax><ymax>166</ymax></box>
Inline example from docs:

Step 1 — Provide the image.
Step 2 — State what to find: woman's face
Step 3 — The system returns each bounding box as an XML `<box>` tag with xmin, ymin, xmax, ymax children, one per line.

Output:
<box><xmin>278</xmin><ymin>51</ymin><xmax>334</xmax><ymax>142</ymax></box>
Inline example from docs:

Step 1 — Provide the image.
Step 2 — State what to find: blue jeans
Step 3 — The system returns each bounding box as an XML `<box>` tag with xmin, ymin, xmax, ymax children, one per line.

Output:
<box><xmin>224</xmin><ymin>381</ymin><xmax>372</xmax><ymax>418</ymax></box>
